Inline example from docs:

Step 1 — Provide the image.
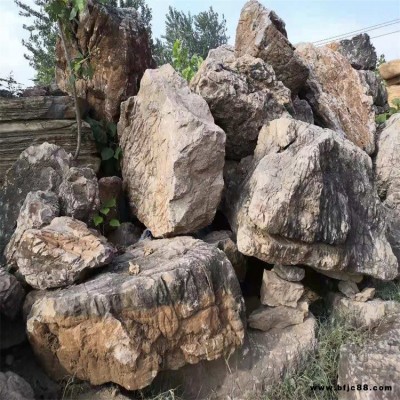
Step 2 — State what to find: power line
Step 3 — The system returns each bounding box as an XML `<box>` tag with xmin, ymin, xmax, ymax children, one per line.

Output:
<box><xmin>370</xmin><ymin>29</ymin><xmax>400</xmax><ymax>39</ymax></box>
<box><xmin>312</xmin><ymin>19</ymin><xmax>400</xmax><ymax>44</ymax></box>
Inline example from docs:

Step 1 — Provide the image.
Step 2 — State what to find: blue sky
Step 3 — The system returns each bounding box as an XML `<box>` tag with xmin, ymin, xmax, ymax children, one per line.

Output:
<box><xmin>0</xmin><ymin>0</ymin><xmax>399</xmax><ymax>86</ymax></box>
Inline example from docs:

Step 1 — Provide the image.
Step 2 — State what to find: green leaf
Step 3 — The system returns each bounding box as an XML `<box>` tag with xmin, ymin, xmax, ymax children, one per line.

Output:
<box><xmin>114</xmin><ymin>146</ymin><xmax>122</xmax><ymax>160</ymax></box>
<box><xmin>69</xmin><ymin>7</ymin><xmax>77</xmax><ymax>20</ymax></box>
<box><xmin>109</xmin><ymin>219</ymin><xmax>121</xmax><ymax>228</ymax></box>
<box><xmin>107</xmin><ymin>122</ymin><xmax>117</xmax><ymax>137</ymax></box>
<box><xmin>72</xmin><ymin>0</ymin><xmax>86</xmax><ymax>12</ymax></box>
<box><xmin>103</xmin><ymin>197</ymin><xmax>117</xmax><ymax>208</ymax></box>
<box><xmin>101</xmin><ymin>147</ymin><xmax>114</xmax><ymax>161</ymax></box>
<box><xmin>100</xmin><ymin>207</ymin><xmax>110</xmax><ymax>216</ymax></box>
<box><xmin>375</xmin><ymin>114</ymin><xmax>387</xmax><ymax>124</ymax></box>
<box><xmin>93</xmin><ymin>214</ymin><xmax>104</xmax><ymax>226</ymax></box>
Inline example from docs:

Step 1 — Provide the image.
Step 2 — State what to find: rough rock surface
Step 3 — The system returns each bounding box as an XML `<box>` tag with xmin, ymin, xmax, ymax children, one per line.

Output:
<box><xmin>58</xmin><ymin>167</ymin><xmax>100</xmax><ymax>222</ymax></box>
<box><xmin>26</xmin><ymin>237</ymin><xmax>245</xmax><ymax>390</ymax></box>
<box><xmin>190</xmin><ymin>45</ymin><xmax>291</xmax><ymax>159</ymax></box>
<box><xmin>152</xmin><ymin>316</ymin><xmax>316</xmax><ymax>399</ymax></box>
<box><xmin>338</xmin><ymin>281</ymin><xmax>359</xmax><ymax>298</ymax></box>
<box><xmin>375</xmin><ymin>114</ymin><xmax>400</xmax><ymax>264</ymax></box>
<box><xmin>235</xmin><ymin>0</ymin><xmax>309</xmax><ymax>94</ymax></box>
<box><xmin>292</xmin><ymin>96</ymin><xmax>314</xmax><ymax>123</ymax></box>
<box><xmin>338</xmin><ymin>313</ymin><xmax>400</xmax><ymax>400</ymax></box>
<box><xmin>118</xmin><ymin>64</ymin><xmax>225</xmax><ymax>237</ymax></box>
<box><xmin>387</xmin><ymin>85</ymin><xmax>400</xmax><ymax>108</ymax></box>
<box><xmin>354</xmin><ymin>288</ymin><xmax>375</xmax><ymax>303</ymax></box>
<box><xmin>14</xmin><ymin>217</ymin><xmax>115</xmax><ymax>289</ymax></box>
<box><xmin>327</xmin><ymin>33</ymin><xmax>377</xmax><ymax>70</ymax></box>
<box><xmin>272</xmin><ymin>264</ymin><xmax>305</xmax><ymax>282</ymax></box>
<box><xmin>203</xmin><ymin>230</ymin><xmax>247</xmax><ymax>282</ymax></box>
<box><xmin>223</xmin><ymin>118</ymin><xmax>397</xmax><ymax>280</ymax></box>
<box><xmin>0</xmin><ymin>371</ymin><xmax>34</xmax><ymax>400</ymax></box>
<box><xmin>358</xmin><ymin>70</ymin><xmax>388</xmax><ymax>113</ymax></box>
<box><xmin>260</xmin><ymin>270</ymin><xmax>304</xmax><ymax>307</ymax></box>
<box><xmin>107</xmin><ymin>222</ymin><xmax>142</xmax><ymax>249</ymax></box>
<box><xmin>0</xmin><ymin>268</ymin><xmax>25</xmax><ymax>319</ymax></box>
<box><xmin>0</xmin><ymin>143</ymin><xmax>71</xmax><ymax>260</ymax></box>
<box><xmin>55</xmin><ymin>2</ymin><xmax>154</xmax><ymax>121</ymax></box>
<box><xmin>296</xmin><ymin>43</ymin><xmax>376</xmax><ymax>154</ymax></box>
<box><xmin>248</xmin><ymin>302</ymin><xmax>308</xmax><ymax>331</ymax></box>
<box><xmin>4</xmin><ymin>191</ymin><xmax>60</xmax><ymax>266</ymax></box>
<box><xmin>378</xmin><ymin>60</ymin><xmax>400</xmax><ymax>80</ymax></box>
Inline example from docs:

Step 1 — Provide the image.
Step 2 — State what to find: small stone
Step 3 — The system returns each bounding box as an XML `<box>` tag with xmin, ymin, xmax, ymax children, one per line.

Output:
<box><xmin>260</xmin><ymin>270</ymin><xmax>304</xmax><ymax>308</ymax></box>
<box><xmin>272</xmin><ymin>264</ymin><xmax>305</xmax><ymax>282</ymax></box>
<box><xmin>353</xmin><ymin>287</ymin><xmax>375</xmax><ymax>302</ymax></box>
<box><xmin>338</xmin><ymin>280</ymin><xmax>359</xmax><ymax>298</ymax></box>
<box><xmin>128</xmin><ymin>262</ymin><xmax>140</xmax><ymax>275</ymax></box>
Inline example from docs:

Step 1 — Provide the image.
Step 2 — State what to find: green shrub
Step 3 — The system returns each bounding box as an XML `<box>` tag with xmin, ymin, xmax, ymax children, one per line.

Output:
<box><xmin>376</xmin><ymin>98</ymin><xmax>400</xmax><ymax>124</ymax></box>
<box><xmin>171</xmin><ymin>39</ymin><xmax>203</xmax><ymax>82</ymax></box>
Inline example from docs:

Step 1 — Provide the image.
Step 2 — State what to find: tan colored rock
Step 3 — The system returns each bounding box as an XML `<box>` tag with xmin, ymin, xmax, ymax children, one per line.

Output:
<box><xmin>248</xmin><ymin>302</ymin><xmax>308</xmax><ymax>331</ymax></box>
<box><xmin>0</xmin><ymin>269</ymin><xmax>25</xmax><ymax>319</ymax></box>
<box><xmin>224</xmin><ymin>118</ymin><xmax>397</xmax><ymax>280</ymax></box>
<box><xmin>152</xmin><ymin>316</ymin><xmax>317</xmax><ymax>400</ymax></box>
<box><xmin>56</xmin><ymin>2</ymin><xmax>154</xmax><ymax>121</ymax></box>
<box><xmin>387</xmin><ymin>85</ymin><xmax>400</xmax><ymax>107</ymax></box>
<box><xmin>338</xmin><ymin>280</ymin><xmax>359</xmax><ymax>298</ymax></box>
<box><xmin>260</xmin><ymin>270</ymin><xmax>304</xmax><ymax>308</ymax></box>
<box><xmin>203</xmin><ymin>230</ymin><xmax>247</xmax><ymax>282</ymax></box>
<box><xmin>190</xmin><ymin>45</ymin><xmax>291</xmax><ymax>160</ymax></box>
<box><xmin>14</xmin><ymin>217</ymin><xmax>115</xmax><ymax>289</ymax></box>
<box><xmin>353</xmin><ymin>287</ymin><xmax>375</xmax><ymax>302</ymax></box>
<box><xmin>235</xmin><ymin>0</ymin><xmax>309</xmax><ymax>94</ymax></box>
<box><xmin>118</xmin><ymin>64</ymin><xmax>225</xmax><ymax>237</ymax></box>
<box><xmin>0</xmin><ymin>371</ymin><xmax>34</xmax><ymax>400</ymax></box>
<box><xmin>26</xmin><ymin>237</ymin><xmax>245</xmax><ymax>390</ymax></box>
<box><xmin>272</xmin><ymin>264</ymin><xmax>305</xmax><ymax>282</ymax></box>
<box><xmin>378</xmin><ymin>59</ymin><xmax>400</xmax><ymax>80</ymax></box>
<box><xmin>338</xmin><ymin>313</ymin><xmax>400</xmax><ymax>400</ymax></box>
<box><xmin>386</xmin><ymin>75</ymin><xmax>400</xmax><ymax>86</ymax></box>
<box><xmin>296</xmin><ymin>43</ymin><xmax>376</xmax><ymax>154</ymax></box>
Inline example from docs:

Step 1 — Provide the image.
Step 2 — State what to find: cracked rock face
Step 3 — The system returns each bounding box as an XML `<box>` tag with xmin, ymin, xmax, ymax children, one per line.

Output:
<box><xmin>327</xmin><ymin>33</ymin><xmax>377</xmax><ymax>70</ymax></box>
<box><xmin>375</xmin><ymin>114</ymin><xmax>400</xmax><ymax>268</ymax></box>
<box><xmin>0</xmin><ymin>268</ymin><xmax>25</xmax><ymax>319</ymax></box>
<box><xmin>56</xmin><ymin>2</ymin><xmax>154</xmax><ymax>121</ymax></box>
<box><xmin>296</xmin><ymin>43</ymin><xmax>376</xmax><ymax>154</ymax></box>
<box><xmin>118</xmin><ymin>64</ymin><xmax>226</xmax><ymax>237</ymax></box>
<box><xmin>191</xmin><ymin>45</ymin><xmax>291</xmax><ymax>160</ymax></box>
<box><xmin>358</xmin><ymin>70</ymin><xmax>388</xmax><ymax>113</ymax></box>
<box><xmin>14</xmin><ymin>217</ymin><xmax>115</xmax><ymax>289</ymax></box>
<box><xmin>26</xmin><ymin>236</ymin><xmax>245</xmax><ymax>390</ymax></box>
<box><xmin>235</xmin><ymin>0</ymin><xmax>309</xmax><ymax>94</ymax></box>
<box><xmin>223</xmin><ymin>118</ymin><xmax>397</xmax><ymax>280</ymax></box>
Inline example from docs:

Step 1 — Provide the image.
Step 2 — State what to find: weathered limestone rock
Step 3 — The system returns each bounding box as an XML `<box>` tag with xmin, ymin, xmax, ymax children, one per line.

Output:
<box><xmin>58</xmin><ymin>167</ymin><xmax>100</xmax><ymax>222</ymax></box>
<box><xmin>292</xmin><ymin>96</ymin><xmax>314</xmax><ymax>123</ymax></box>
<box><xmin>152</xmin><ymin>316</ymin><xmax>316</xmax><ymax>399</ymax></box>
<box><xmin>190</xmin><ymin>45</ymin><xmax>291</xmax><ymax>159</ymax></box>
<box><xmin>338</xmin><ymin>281</ymin><xmax>359</xmax><ymax>298</ymax></box>
<box><xmin>354</xmin><ymin>287</ymin><xmax>375</xmax><ymax>302</ymax></box>
<box><xmin>0</xmin><ymin>96</ymin><xmax>99</xmax><ymax>185</ymax></box>
<box><xmin>260</xmin><ymin>270</ymin><xmax>304</xmax><ymax>308</ymax></box>
<box><xmin>375</xmin><ymin>114</ymin><xmax>400</xmax><ymax>265</ymax></box>
<box><xmin>118</xmin><ymin>64</ymin><xmax>225</xmax><ymax>237</ymax></box>
<box><xmin>358</xmin><ymin>70</ymin><xmax>388</xmax><ymax>113</ymax></box>
<box><xmin>235</xmin><ymin>0</ymin><xmax>309</xmax><ymax>94</ymax></box>
<box><xmin>14</xmin><ymin>217</ymin><xmax>115</xmax><ymax>289</ymax></box>
<box><xmin>203</xmin><ymin>230</ymin><xmax>247</xmax><ymax>282</ymax></box>
<box><xmin>5</xmin><ymin>191</ymin><xmax>60</xmax><ymax>266</ymax></box>
<box><xmin>26</xmin><ymin>237</ymin><xmax>245</xmax><ymax>390</ymax></box>
<box><xmin>296</xmin><ymin>43</ymin><xmax>376</xmax><ymax>154</ymax></box>
<box><xmin>56</xmin><ymin>2</ymin><xmax>154</xmax><ymax>121</ymax></box>
<box><xmin>224</xmin><ymin>118</ymin><xmax>397</xmax><ymax>280</ymax></box>
<box><xmin>327</xmin><ymin>33</ymin><xmax>377</xmax><ymax>70</ymax></box>
<box><xmin>338</xmin><ymin>313</ymin><xmax>400</xmax><ymax>400</ymax></box>
<box><xmin>0</xmin><ymin>269</ymin><xmax>25</xmax><ymax>319</ymax></box>
<box><xmin>379</xmin><ymin>60</ymin><xmax>400</xmax><ymax>80</ymax></box>
<box><xmin>107</xmin><ymin>222</ymin><xmax>142</xmax><ymax>249</ymax></box>
<box><xmin>0</xmin><ymin>143</ymin><xmax>71</xmax><ymax>260</ymax></box>
<box><xmin>0</xmin><ymin>371</ymin><xmax>34</xmax><ymax>400</ymax></box>
<box><xmin>248</xmin><ymin>302</ymin><xmax>308</xmax><ymax>331</ymax></box>
<box><xmin>272</xmin><ymin>264</ymin><xmax>305</xmax><ymax>282</ymax></box>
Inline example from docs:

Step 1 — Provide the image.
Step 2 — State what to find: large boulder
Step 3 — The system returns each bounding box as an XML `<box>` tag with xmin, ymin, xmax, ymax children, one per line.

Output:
<box><xmin>296</xmin><ymin>43</ymin><xmax>376</xmax><ymax>154</ymax></box>
<box><xmin>375</xmin><ymin>114</ymin><xmax>400</xmax><ymax>266</ymax></box>
<box><xmin>223</xmin><ymin>118</ymin><xmax>397</xmax><ymax>280</ymax></box>
<box><xmin>378</xmin><ymin>60</ymin><xmax>400</xmax><ymax>80</ymax></box>
<box><xmin>13</xmin><ymin>217</ymin><xmax>115</xmax><ymax>289</ymax></box>
<box><xmin>0</xmin><ymin>371</ymin><xmax>34</xmax><ymax>400</ymax></box>
<box><xmin>152</xmin><ymin>316</ymin><xmax>316</xmax><ymax>399</ymax></box>
<box><xmin>358</xmin><ymin>70</ymin><xmax>388</xmax><ymax>114</ymax></box>
<box><xmin>338</xmin><ymin>313</ymin><xmax>400</xmax><ymax>400</ymax></box>
<box><xmin>327</xmin><ymin>33</ymin><xmax>377</xmax><ymax>70</ymax></box>
<box><xmin>55</xmin><ymin>2</ymin><xmax>154</xmax><ymax>121</ymax></box>
<box><xmin>26</xmin><ymin>237</ymin><xmax>245</xmax><ymax>390</ymax></box>
<box><xmin>0</xmin><ymin>268</ymin><xmax>25</xmax><ymax>319</ymax></box>
<box><xmin>118</xmin><ymin>64</ymin><xmax>225</xmax><ymax>237</ymax></box>
<box><xmin>0</xmin><ymin>143</ymin><xmax>71</xmax><ymax>260</ymax></box>
<box><xmin>190</xmin><ymin>45</ymin><xmax>291</xmax><ymax>160</ymax></box>
<box><xmin>235</xmin><ymin>0</ymin><xmax>309</xmax><ymax>94</ymax></box>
